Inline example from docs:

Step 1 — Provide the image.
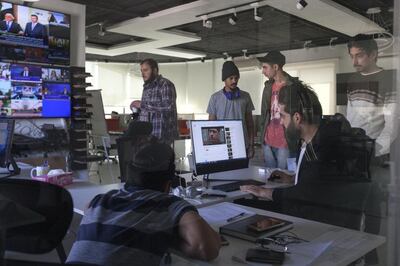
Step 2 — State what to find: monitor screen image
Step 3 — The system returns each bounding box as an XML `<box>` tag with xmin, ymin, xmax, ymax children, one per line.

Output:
<box><xmin>0</xmin><ymin>61</ymin><xmax>70</xmax><ymax>118</ymax></box>
<box><xmin>10</xmin><ymin>83</ymin><xmax>42</xmax><ymax>117</ymax></box>
<box><xmin>0</xmin><ymin>62</ymin><xmax>12</xmax><ymax>116</ymax></box>
<box><xmin>42</xmin><ymin>67</ymin><xmax>69</xmax><ymax>82</ymax></box>
<box><xmin>10</xmin><ymin>63</ymin><xmax>42</xmax><ymax>82</ymax></box>
<box><xmin>41</xmin><ymin>82</ymin><xmax>70</xmax><ymax>117</ymax></box>
<box><xmin>190</xmin><ymin>120</ymin><xmax>248</xmax><ymax>176</ymax></box>
<box><xmin>0</xmin><ymin>1</ymin><xmax>71</xmax><ymax>65</ymax></box>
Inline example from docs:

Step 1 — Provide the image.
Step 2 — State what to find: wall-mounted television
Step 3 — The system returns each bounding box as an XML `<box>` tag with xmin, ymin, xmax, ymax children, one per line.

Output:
<box><xmin>0</xmin><ymin>61</ymin><xmax>70</xmax><ymax>118</ymax></box>
<box><xmin>0</xmin><ymin>1</ymin><xmax>70</xmax><ymax>65</ymax></box>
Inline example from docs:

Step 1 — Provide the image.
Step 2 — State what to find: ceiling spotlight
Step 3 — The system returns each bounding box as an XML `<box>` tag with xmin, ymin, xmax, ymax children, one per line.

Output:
<box><xmin>250</xmin><ymin>3</ymin><xmax>262</xmax><ymax>22</ymax></box>
<box><xmin>201</xmin><ymin>15</ymin><xmax>212</xmax><ymax>29</ymax></box>
<box><xmin>296</xmin><ymin>0</ymin><xmax>308</xmax><ymax>10</ymax></box>
<box><xmin>329</xmin><ymin>37</ymin><xmax>338</xmax><ymax>48</ymax></box>
<box><xmin>228</xmin><ymin>9</ymin><xmax>238</xmax><ymax>25</ymax></box>
<box><xmin>242</xmin><ymin>49</ymin><xmax>249</xmax><ymax>59</ymax></box>
<box><xmin>222</xmin><ymin>52</ymin><xmax>230</xmax><ymax>60</ymax></box>
<box><xmin>98</xmin><ymin>23</ymin><xmax>106</xmax><ymax>36</ymax></box>
<box><xmin>303</xmin><ymin>40</ymin><xmax>312</xmax><ymax>49</ymax></box>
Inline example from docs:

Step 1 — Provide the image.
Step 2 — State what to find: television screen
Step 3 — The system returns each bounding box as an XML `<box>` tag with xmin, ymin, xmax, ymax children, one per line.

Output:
<box><xmin>10</xmin><ymin>63</ymin><xmax>42</xmax><ymax>82</ymax></box>
<box><xmin>42</xmin><ymin>66</ymin><xmax>69</xmax><ymax>82</ymax></box>
<box><xmin>42</xmin><ymin>82</ymin><xmax>70</xmax><ymax>117</ymax></box>
<box><xmin>0</xmin><ymin>62</ymin><xmax>70</xmax><ymax>118</ymax></box>
<box><xmin>0</xmin><ymin>1</ymin><xmax>70</xmax><ymax>65</ymax></box>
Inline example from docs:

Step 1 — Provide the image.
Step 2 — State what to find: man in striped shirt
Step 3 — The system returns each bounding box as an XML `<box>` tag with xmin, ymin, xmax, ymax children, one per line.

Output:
<box><xmin>346</xmin><ymin>34</ymin><xmax>396</xmax><ymax>158</ymax></box>
<box><xmin>67</xmin><ymin>142</ymin><xmax>220</xmax><ymax>266</ymax></box>
<box><xmin>132</xmin><ymin>58</ymin><xmax>178</xmax><ymax>145</ymax></box>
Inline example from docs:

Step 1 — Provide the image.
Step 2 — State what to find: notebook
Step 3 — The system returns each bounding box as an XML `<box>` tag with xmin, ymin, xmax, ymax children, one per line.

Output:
<box><xmin>219</xmin><ymin>214</ymin><xmax>293</xmax><ymax>242</ymax></box>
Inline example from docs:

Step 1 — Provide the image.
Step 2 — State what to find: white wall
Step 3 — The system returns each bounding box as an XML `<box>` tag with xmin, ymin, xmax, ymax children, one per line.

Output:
<box><xmin>86</xmin><ymin>44</ymin><xmax>398</xmax><ymax>116</ymax></box>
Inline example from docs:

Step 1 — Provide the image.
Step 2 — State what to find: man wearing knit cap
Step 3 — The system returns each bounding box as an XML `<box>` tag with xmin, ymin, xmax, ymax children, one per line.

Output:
<box><xmin>207</xmin><ymin>61</ymin><xmax>255</xmax><ymax>157</ymax></box>
<box><xmin>258</xmin><ymin>51</ymin><xmax>298</xmax><ymax>170</ymax></box>
<box><xmin>68</xmin><ymin>141</ymin><xmax>221</xmax><ymax>265</ymax></box>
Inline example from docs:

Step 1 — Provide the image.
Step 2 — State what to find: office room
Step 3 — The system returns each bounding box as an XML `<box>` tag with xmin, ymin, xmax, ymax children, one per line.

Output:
<box><xmin>0</xmin><ymin>0</ymin><xmax>399</xmax><ymax>265</ymax></box>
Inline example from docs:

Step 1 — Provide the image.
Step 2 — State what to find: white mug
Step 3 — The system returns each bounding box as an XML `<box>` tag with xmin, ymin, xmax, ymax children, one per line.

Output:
<box><xmin>31</xmin><ymin>166</ymin><xmax>50</xmax><ymax>178</ymax></box>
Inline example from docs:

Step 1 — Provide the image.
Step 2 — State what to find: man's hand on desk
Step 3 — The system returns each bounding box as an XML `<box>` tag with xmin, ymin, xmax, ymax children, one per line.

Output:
<box><xmin>240</xmin><ymin>185</ymin><xmax>273</xmax><ymax>200</ymax></box>
<box><xmin>269</xmin><ymin>170</ymin><xmax>294</xmax><ymax>184</ymax></box>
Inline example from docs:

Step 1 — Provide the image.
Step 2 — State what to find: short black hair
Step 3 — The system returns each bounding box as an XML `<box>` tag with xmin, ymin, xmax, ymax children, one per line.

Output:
<box><xmin>278</xmin><ymin>81</ymin><xmax>322</xmax><ymax>125</ymax></box>
<box><xmin>31</xmin><ymin>14</ymin><xmax>38</xmax><ymax>19</ymax></box>
<box><xmin>347</xmin><ymin>34</ymin><xmax>378</xmax><ymax>55</ymax></box>
<box><xmin>126</xmin><ymin>141</ymin><xmax>175</xmax><ymax>191</ymax></box>
<box><xmin>140</xmin><ymin>58</ymin><xmax>159</xmax><ymax>73</ymax></box>
<box><xmin>258</xmin><ymin>51</ymin><xmax>286</xmax><ymax>68</ymax></box>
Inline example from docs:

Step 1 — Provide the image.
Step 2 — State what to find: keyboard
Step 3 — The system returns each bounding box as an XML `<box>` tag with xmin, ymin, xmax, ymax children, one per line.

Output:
<box><xmin>212</xmin><ymin>179</ymin><xmax>265</xmax><ymax>192</ymax></box>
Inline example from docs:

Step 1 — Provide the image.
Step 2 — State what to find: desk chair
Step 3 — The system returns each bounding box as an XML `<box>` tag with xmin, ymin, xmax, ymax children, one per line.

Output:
<box><xmin>0</xmin><ymin>179</ymin><xmax>73</xmax><ymax>265</ymax></box>
<box><xmin>88</xmin><ymin>135</ymin><xmax>116</xmax><ymax>183</ymax></box>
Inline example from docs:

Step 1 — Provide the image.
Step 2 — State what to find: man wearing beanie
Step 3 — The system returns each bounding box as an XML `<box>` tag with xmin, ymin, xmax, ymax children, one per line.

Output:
<box><xmin>67</xmin><ymin>141</ymin><xmax>221</xmax><ymax>266</ymax></box>
<box><xmin>258</xmin><ymin>51</ymin><xmax>298</xmax><ymax>169</ymax></box>
<box><xmin>207</xmin><ymin>61</ymin><xmax>255</xmax><ymax>157</ymax></box>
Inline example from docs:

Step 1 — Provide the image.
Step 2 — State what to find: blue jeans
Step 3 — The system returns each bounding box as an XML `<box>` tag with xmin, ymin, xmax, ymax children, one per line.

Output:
<box><xmin>263</xmin><ymin>144</ymin><xmax>289</xmax><ymax>169</ymax></box>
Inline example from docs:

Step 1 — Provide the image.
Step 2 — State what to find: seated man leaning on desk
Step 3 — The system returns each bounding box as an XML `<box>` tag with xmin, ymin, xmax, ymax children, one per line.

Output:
<box><xmin>240</xmin><ymin>82</ymin><xmax>344</xmax><ymax>215</ymax></box>
<box><xmin>67</xmin><ymin>142</ymin><xmax>220</xmax><ymax>266</ymax></box>
<box><xmin>241</xmin><ymin>81</ymin><xmax>372</xmax><ymax>230</ymax></box>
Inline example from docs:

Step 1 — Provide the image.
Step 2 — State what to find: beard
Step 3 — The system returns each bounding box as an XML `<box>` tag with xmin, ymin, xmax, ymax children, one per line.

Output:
<box><xmin>285</xmin><ymin>120</ymin><xmax>301</xmax><ymax>152</ymax></box>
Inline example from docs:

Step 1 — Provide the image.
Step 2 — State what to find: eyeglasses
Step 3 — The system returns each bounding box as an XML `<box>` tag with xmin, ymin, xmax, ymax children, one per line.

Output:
<box><xmin>255</xmin><ymin>234</ymin><xmax>309</xmax><ymax>253</ymax></box>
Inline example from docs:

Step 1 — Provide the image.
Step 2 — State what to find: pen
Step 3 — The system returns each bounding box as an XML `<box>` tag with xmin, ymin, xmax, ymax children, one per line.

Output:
<box><xmin>226</xmin><ymin>212</ymin><xmax>246</xmax><ymax>222</ymax></box>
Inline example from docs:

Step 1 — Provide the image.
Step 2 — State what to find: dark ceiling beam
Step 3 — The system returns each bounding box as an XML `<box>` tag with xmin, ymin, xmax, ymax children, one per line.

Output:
<box><xmin>71</xmin><ymin>0</ymin><xmax>148</xmax><ymax>20</ymax></box>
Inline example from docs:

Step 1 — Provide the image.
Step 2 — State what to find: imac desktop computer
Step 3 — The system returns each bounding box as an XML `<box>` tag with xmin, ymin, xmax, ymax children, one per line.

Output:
<box><xmin>190</xmin><ymin>119</ymin><xmax>248</xmax><ymax>177</ymax></box>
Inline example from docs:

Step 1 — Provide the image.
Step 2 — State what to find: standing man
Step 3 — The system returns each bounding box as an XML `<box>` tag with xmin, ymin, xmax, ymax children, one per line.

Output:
<box><xmin>258</xmin><ymin>51</ymin><xmax>298</xmax><ymax>169</ymax></box>
<box><xmin>207</xmin><ymin>61</ymin><xmax>255</xmax><ymax>157</ymax></box>
<box><xmin>24</xmin><ymin>14</ymin><xmax>46</xmax><ymax>39</ymax></box>
<box><xmin>132</xmin><ymin>58</ymin><xmax>178</xmax><ymax>146</ymax></box>
<box><xmin>0</xmin><ymin>13</ymin><xmax>23</xmax><ymax>34</ymax></box>
<box><xmin>346</xmin><ymin>34</ymin><xmax>396</xmax><ymax>159</ymax></box>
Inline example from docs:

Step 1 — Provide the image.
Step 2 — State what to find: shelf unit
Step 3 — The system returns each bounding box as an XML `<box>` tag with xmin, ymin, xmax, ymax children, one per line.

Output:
<box><xmin>69</xmin><ymin>67</ymin><xmax>93</xmax><ymax>170</ymax></box>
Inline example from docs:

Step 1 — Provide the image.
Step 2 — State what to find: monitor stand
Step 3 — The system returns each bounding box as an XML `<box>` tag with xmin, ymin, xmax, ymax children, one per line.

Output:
<box><xmin>0</xmin><ymin>157</ymin><xmax>21</xmax><ymax>178</ymax></box>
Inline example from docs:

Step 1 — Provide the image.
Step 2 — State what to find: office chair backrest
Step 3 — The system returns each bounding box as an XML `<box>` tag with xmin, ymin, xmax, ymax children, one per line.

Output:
<box><xmin>0</xmin><ymin>178</ymin><xmax>73</xmax><ymax>254</ymax></box>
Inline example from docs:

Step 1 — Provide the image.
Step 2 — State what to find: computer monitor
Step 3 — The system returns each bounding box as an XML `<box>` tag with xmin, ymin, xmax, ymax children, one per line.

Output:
<box><xmin>190</xmin><ymin>120</ymin><xmax>248</xmax><ymax>176</ymax></box>
<box><xmin>0</xmin><ymin>118</ymin><xmax>19</xmax><ymax>176</ymax></box>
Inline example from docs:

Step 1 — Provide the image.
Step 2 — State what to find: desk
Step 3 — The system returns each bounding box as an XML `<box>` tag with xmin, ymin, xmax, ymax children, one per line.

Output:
<box><xmin>67</xmin><ymin>166</ymin><xmax>287</xmax><ymax>215</ymax></box>
<box><xmin>171</xmin><ymin>202</ymin><xmax>386</xmax><ymax>266</ymax></box>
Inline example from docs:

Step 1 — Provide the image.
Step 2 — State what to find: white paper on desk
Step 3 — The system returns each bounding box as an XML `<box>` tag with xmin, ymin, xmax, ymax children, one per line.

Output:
<box><xmin>198</xmin><ymin>202</ymin><xmax>255</xmax><ymax>226</ymax></box>
<box><xmin>283</xmin><ymin>241</ymin><xmax>333</xmax><ymax>266</ymax></box>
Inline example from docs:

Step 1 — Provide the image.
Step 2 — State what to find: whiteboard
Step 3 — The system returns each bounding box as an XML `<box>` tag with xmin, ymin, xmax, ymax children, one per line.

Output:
<box><xmin>86</xmin><ymin>89</ymin><xmax>110</xmax><ymax>147</ymax></box>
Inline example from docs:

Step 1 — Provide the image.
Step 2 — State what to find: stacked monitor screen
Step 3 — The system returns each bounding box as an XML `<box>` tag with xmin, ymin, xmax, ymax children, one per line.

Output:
<box><xmin>0</xmin><ymin>62</ymin><xmax>71</xmax><ymax>117</ymax></box>
<box><xmin>0</xmin><ymin>1</ymin><xmax>71</xmax><ymax>65</ymax></box>
<box><xmin>190</xmin><ymin>120</ymin><xmax>249</xmax><ymax>176</ymax></box>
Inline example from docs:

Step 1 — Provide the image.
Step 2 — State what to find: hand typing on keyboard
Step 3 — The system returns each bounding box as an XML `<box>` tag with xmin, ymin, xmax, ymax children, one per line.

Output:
<box><xmin>240</xmin><ymin>185</ymin><xmax>273</xmax><ymax>200</ymax></box>
<box><xmin>268</xmin><ymin>170</ymin><xmax>294</xmax><ymax>184</ymax></box>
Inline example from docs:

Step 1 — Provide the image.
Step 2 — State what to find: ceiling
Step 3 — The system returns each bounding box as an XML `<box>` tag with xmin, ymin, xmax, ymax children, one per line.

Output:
<box><xmin>64</xmin><ymin>0</ymin><xmax>394</xmax><ymax>63</ymax></box>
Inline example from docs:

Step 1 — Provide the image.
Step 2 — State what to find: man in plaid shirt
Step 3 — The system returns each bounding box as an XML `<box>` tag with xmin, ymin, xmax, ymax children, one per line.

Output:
<box><xmin>133</xmin><ymin>58</ymin><xmax>178</xmax><ymax>145</ymax></box>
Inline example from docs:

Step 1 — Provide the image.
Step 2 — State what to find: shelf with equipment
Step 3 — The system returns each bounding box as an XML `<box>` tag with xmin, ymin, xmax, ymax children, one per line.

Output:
<box><xmin>69</xmin><ymin>66</ymin><xmax>93</xmax><ymax>171</ymax></box>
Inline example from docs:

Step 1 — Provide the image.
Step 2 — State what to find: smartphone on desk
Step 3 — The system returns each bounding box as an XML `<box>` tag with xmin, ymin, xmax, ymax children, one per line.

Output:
<box><xmin>247</xmin><ymin>217</ymin><xmax>285</xmax><ymax>232</ymax></box>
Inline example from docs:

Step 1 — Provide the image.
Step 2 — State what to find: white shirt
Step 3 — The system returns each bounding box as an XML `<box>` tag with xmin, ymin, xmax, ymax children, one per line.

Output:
<box><xmin>294</xmin><ymin>144</ymin><xmax>307</xmax><ymax>185</ymax></box>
